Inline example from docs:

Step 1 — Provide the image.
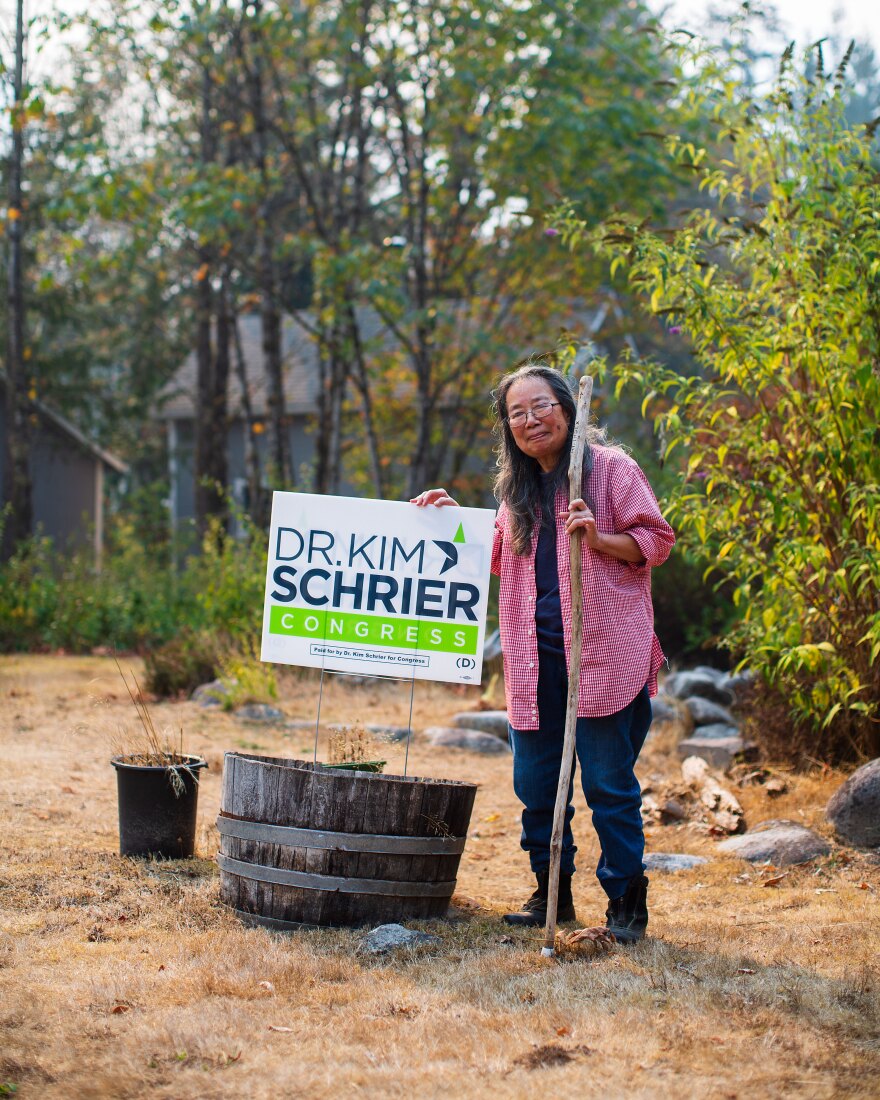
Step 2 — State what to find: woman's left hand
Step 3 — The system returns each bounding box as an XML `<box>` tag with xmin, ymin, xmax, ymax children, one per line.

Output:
<box><xmin>561</xmin><ymin>498</ymin><xmax>601</xmax><ymax>549</ymax></box>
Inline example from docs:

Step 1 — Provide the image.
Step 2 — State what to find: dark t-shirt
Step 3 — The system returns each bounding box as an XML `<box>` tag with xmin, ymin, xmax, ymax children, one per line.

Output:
<box><xmin>534</xmin><ymin>471</ymin><xmax>565</xmax><ymax>657</ymax></box>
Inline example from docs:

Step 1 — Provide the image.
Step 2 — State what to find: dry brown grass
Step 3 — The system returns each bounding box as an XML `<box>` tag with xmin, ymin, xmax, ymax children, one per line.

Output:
<box><xmin>1</xmin><ymin>655</ymin><xmax>879</xmax><ymax>1099</ymax></box>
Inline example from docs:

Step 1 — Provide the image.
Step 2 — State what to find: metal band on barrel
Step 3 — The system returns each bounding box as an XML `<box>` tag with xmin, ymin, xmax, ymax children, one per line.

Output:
<box><xmin>216</xmin><ymin>814</ymin><xmax>465</xmax><ymax>855</ymax></box>
<box><xmin>217</xmin><ymin>854</ymin><xmax>456</xmax><ymax>897</ymax></box>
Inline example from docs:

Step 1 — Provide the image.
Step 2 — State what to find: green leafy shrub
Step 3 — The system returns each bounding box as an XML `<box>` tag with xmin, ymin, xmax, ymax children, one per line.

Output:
<box><xmin>559</xmin><ymin>46</ymin><xmax>880</xmax><ymax>762</ymax></box>
<box><xmin>0</xmin><ymin>512</ymin><xmax>267</xmax><ymax>658</ymax></box>
<box><xmin>143</xmin><ymin>627</ymin><xmax>226</xmax><ymax>698</ymax></box>
<box><xmin>216</xmin><ymin>639</ymin><xmax>279</xmax><ymax>710</ymax></box>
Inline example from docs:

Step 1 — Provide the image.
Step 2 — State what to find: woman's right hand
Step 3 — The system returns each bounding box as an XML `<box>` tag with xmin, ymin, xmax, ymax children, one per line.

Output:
<box><xmin>409</xmin><ymin>487</ymin><xmax>459</xmax><ymax>507</ymax></box>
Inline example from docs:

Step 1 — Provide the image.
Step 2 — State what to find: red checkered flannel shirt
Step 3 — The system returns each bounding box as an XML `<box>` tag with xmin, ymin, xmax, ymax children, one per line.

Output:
<box><xmin>491</xmin><ymin>446</ymin><xmax>675</xmax><ymax>729</ymax></box>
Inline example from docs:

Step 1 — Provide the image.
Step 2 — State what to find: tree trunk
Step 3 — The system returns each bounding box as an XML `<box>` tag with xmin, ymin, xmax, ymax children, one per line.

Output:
<box><xmin>2</xmin><ymin>0</ymin><xmax>31</xmax><ymax>561</ymax></box>
<box><xmin>346</xmin><ymin>305</ymin><xmax>384</xmax><ymax>498</ymax></box>
<box><xmin>232</xmin><ymin>308</ymin><xmax>264</xmax><ymax>525</ymax></box>
<box><xmin>193</xmin><ymin>64</ymin><xmax>217</xmax><ymax>539</ymax></box>
<box><xmin>246</xmin><ymin>0</ymin><xmax>290</xmax><ymax>488</ymax></box>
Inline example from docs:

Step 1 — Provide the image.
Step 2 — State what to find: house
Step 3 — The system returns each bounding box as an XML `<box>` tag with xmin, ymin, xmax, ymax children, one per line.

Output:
<box><xmin>0</xmin><ymin>377</ymin><xmax>128</xmax><ymax>565</ymax></box>
<box><xmin>158</xmin><ymin>310</ymin><xmax>336</xmax><ymax>533</ymax></box>
<box><xmin>157</xmin><ymin>298</ymin><xmax>629</xmax><ymax>531</ymax></box>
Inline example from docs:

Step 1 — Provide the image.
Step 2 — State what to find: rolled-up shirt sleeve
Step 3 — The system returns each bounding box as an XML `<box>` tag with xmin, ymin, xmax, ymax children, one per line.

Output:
<box><xmin>612</xmin><ymin>460</ymin><xmax>675</xmax><ymax>569</ymax></box>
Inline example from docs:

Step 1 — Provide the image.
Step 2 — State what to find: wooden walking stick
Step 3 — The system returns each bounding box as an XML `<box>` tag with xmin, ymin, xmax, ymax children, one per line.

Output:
<box><xmin>541</xmin><ymin>373</ymin><xmax>593</xmax><ymax>957</ymax></box>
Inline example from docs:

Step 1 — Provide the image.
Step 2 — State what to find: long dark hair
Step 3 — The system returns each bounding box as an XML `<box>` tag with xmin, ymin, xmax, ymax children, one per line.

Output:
<box><xmin>492</xmin><ymin>363</ymin><xmax>605</xmax><ymax>555</ymax></box>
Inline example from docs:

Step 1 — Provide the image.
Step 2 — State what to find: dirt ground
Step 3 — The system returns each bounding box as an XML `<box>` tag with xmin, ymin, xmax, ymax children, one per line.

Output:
<box><xmin>1</xmin><ymin>655</ymin><xmax>879</xmax><ymax>1099</ymax></box>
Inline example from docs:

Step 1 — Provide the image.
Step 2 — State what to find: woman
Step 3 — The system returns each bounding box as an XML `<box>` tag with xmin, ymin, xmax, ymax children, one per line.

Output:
<box><xmin>412</xmin><ymin>363</ymin><xmax>674</xmax><ymax>941</ymax></box>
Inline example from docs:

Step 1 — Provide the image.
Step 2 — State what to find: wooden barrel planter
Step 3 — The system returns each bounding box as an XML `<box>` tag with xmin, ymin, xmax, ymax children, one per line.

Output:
<box><xmin>217</xmin><ymin>751</ymin><xmax>477</xmax><ymax>929</ymax></box>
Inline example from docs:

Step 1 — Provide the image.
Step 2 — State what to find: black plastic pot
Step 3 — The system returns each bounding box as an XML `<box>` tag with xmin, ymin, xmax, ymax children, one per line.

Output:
<box><xmin>111</xmin><ymin>754</ymin><xmax>207</xmax><ymax>858</ymax></box>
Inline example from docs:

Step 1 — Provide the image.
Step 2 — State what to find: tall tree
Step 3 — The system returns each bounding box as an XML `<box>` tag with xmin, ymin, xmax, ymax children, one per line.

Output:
<box><xmin>2</xmin><ymin>0</ymin><xmax>31</xmax><ymax>559</ymax></box>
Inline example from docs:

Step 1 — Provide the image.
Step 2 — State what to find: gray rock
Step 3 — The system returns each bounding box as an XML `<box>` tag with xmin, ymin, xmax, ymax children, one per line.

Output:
<box><xmin>677</xmin><ymin>734</ymin><xmax>756</xmax><ymax>769</ymax></box>
<box><xmin>717</xmin><ymin>820</ymin><xmax>831</xmax><ymax>865</ymax></box>
<box><xmin>358</xmin><ymin>923</ymin><xmax>440</xmax><ymax>954</ymax></box>
<box><xmin>690</xmin><ymin>721</ymin><xmax>742</xmax><ymax>740</ymax></box>
<box><xmin>685</xmin><ymin>697</ymin><xmax>736</xmax><ymax>728</ymax></box>
<box><xmin>425</xmin><ymin>726</ymin><xmax>511</xmax><ymax>754</ymax></box>
<box><xmin>650</xmin><ymin>693</ymin><xmax>680</xmax><ymax>724</ymax></box>
<box><xmin>664</xmin><ymin>669</ymin><xmax>735</xmax><ymax>706</ymax></box>
<box><xmin>826</xmin><ymin>758</ymin><xmax>880</xmax><ymax>848</ymax></box>
<box><xmin>643</xmin><ymin>852</ymin><xmax>709</xmax><ymax>873</ymax></box>
<box><xmin>191</xmin><ymin>679</ymin><xmax>232</xmax><ymax>707</ymax></box>
<box><xmin>367</xmin><ymin>724</ymin><xmax>413</xmax><ymax>743</ymax></box>
<box><xmin>719</xmin><ymin>669</ymin><xmax>755</xmax><ymax>700</ymax></box>
<box><xmin>235</xmin><ymin>703</ymin><xmax>286</xmax><ymax>723</ymax></box>
<box><xmin>660</xmin><ymin>798</ymin><xmax>689</xmax><ymax>822</ymax></box>
<box><xmin>452</xmin><ymin>711</ymin><xmax>509</xmax><ymax>738</ymax></box>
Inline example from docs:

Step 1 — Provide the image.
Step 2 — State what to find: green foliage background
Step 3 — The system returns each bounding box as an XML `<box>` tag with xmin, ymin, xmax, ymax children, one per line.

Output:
<box><xmin>559</xmin><ymin>43</ymin><xmax>880</xmax><ymax>760</ymax></box>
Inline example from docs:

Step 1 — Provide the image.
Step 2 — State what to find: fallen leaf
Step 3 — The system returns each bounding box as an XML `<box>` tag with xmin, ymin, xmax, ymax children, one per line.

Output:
<box><xmin>60</xmin><ymin>785</ymin><xmax>75</xmax><ymax>794</ymax></box>
<box><xmin>558</xmin><ymin>926</ymin><xmax>616</xmax><ymax>954</ymax></box>
<box><xmin>736</xmin><ymin>968</ymin><xmax>755</xmax><ymax>975</ymax></box>
<box><xmin>484</xmin><ymin>813</ymin><xmax>500</xmax><ymax>823</ymax></box>
<box><xmin>556</xmin><ymin>1026</ymin><xmax>570</xmax><ymax>1036</ymax></box>
<box><xmin>268</xmin><ymin>1025</ymin><xmax>294</xmax><ymax>1033</ymax></box>
<box><xmin>111</xmin><ymin>1004</ymin><xmax>130</xmax><ymax>1014</ymax></box>
<box><xmin>258</xmin><ymin>980</ymin><xmax>275</xmax><ymax>993</ymax></box>
<box><xmin>158</xmin><ymin>965</ymin><xmax>165</xmax><ymax>971</ymax></box>
<box><xmin>761</xmin><ymin>873</ymin><xmax>788</xmax><ymax>888</ymax></box>
<box><xmin>858</xmin><ymin>882</ymin><xmax>873</xmax><ymax>891</ymax></box>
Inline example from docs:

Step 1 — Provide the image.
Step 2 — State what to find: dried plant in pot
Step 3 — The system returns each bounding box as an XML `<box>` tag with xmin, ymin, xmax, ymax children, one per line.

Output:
<box><xmin>110</xmin><ymin>663</ymin><xmax>207</xmax><ymax>858</ymax></box>
<box><xmin>322</xmin><ymin>723</ymin><xmax>386</xmax><ymax>773</ymax></box>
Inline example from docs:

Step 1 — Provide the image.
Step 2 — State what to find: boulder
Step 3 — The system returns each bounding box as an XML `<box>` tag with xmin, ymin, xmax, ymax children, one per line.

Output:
<box><xmin>643</xmin><ymin>852</ymin><xmax>708</xmax><ymax>873</ymax></box>
<box><xmin>826</xmin><ymin>758</ymin><xmax>880</xmax><ymax>848</ymax></box>
<box><xmin>719</xmin><ymin>669</ymin><xmax>755</xmax><ymax>700</ymax></box>
<box><xmin>685</xmin><ymin>697</ymin><xmax>736</xmax><ymax>728</ymax></box>
<box><xmin>690</xmin><ymin>721</ymin><xmax>742</xmax><ymax>740</ymax></box>
<box><xmin>425</xmin><ymin>727</ymin><xmax>511</xmax><ymax>754</ymax></box>
<box><xmin>358</xmin><ymin>924</ymin><xmax>440</xmax><ymax>954</ymax></box>
<box><xmin>677</xmin><ymin>733</ymin><xmax>756</xmax><ymax>770</ymax></box>
<box><xmin>650</xmin><ymin>693</ymin><xmax>680</xmax><ymax>724</ymax></box>
<box><xmin>664</xmin><ymin>669</ymin><xmax>735</xmax><ymax>707</ymax></box>
<box><xmin>235</xmin><ymin>703</ymin><xmax>286</xmax><ymax>723</ymax></box>
<box><xmin>367</xmin><ymin>724</ymin><xmax>413</xmax><ymax>744</ymax></box>
<box><xmin>191</xmin><ymin>679</ymin><xmax>232</xmax><ymax>708</ymax></box>
<box><xmin>717</xmin><ymin>820</ymin><xmax>831</xmax><ymax>865</ymax></box>
<box><xmin>452</xmin><ymin>711</ymin><xmax>509</xmax><ymax>738</ymax></box>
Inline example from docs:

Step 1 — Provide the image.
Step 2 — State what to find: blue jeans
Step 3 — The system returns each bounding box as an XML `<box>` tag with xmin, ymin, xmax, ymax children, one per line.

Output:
<box><xmin>508</xmin><ymin>651</ymin><xmax>652</xmax><ymax>900</ymax></box>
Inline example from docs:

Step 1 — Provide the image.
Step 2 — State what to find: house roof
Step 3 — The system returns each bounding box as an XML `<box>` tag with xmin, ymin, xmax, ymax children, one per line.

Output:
<box><xmin>156</xmin><ymin>298</ymin><xmax>623</xmax><ymax>422</ymax></box>
<box><xmin>0</xmin><ymin>374</ymin><xmax>128</xmax><ymax>474</ymax></box>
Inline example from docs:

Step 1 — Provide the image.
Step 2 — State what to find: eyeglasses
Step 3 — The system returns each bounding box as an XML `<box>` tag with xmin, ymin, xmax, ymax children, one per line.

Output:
<box><xmin>506</xmin><ymin>401</ymin><xmax>561</xmax><ymax>429</ymax></box>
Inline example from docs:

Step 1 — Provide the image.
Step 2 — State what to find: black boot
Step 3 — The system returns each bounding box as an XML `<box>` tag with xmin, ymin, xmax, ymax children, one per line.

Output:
<box><xmin>605</xmin><ymin>874</ymin><xmax>649</xmax><ymax>943</ymax></box>
<box><xmin>503</xmin><ymin>870</ymin><xmax>576</xmax><ymax>927</ymax></box>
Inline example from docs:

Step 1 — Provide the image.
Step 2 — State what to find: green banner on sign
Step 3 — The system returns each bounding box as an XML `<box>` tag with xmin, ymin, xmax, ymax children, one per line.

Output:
<box><xmin>269</xmin><ymin>605</ymin><xmax>478</xmax><ymax>655</ymax></box>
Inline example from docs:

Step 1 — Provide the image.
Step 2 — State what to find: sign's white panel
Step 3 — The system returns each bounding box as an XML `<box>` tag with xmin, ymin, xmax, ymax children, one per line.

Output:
<box><xmin>261</xmin><ymin>493</ymin><xmax>496</xmax><ymax>685</ymax></box>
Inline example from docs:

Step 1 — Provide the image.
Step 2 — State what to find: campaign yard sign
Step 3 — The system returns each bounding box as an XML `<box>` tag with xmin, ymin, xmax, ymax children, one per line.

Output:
<box><xmin>261</xmin><ymin>492</ymin><xmax>496</xmax><ymax>684</ymax></box>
